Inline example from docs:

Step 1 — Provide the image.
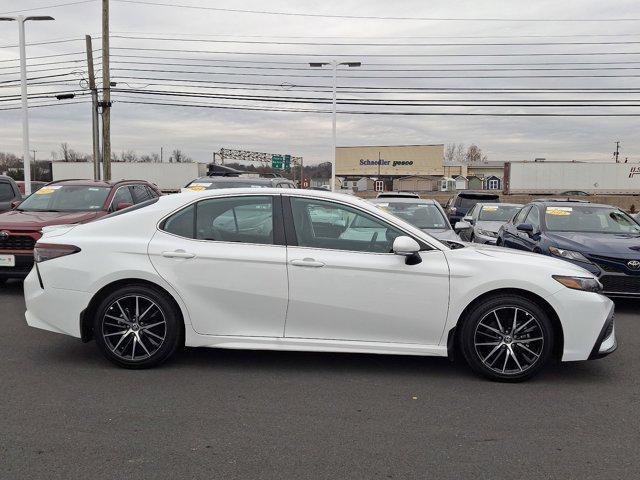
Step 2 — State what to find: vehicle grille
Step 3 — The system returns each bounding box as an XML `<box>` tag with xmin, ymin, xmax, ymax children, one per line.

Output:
<box><xmin>600</xmin><ymin>275</ymin><xmax>640</xmax><ymax>294</ymax></box>
<box><xmin>590</xmin><ymin>254</ymin><xmax>640</xmax><ymax>274</ymax></box>
<box><xmin>0</xmin><ymin>234</ymin><xmax>36</xmax><ymax>251</ymax></box>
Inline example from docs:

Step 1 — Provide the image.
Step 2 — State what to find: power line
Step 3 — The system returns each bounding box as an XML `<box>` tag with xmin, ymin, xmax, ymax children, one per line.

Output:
<box><xmin>111</xmin><ymin>0</ymin><xmax>640</xmax><ymax>22</ymax></box>
<box><xmin>0</xmin><ymin>38</ymin><xmax>87</xmax><ymax>49</ymax></box>
<box><xmin>0</xmin><ymin>51</ymin><xmax>88</xmax><ymax>63</ymax></box>
<box><xmin>0</xmin><ymin>0</ymin><xmax>96</xmax><ymax>15</ymax></box>
<box><xmin>0</xmin><ymin>100</ymin><xmax>89</xmax><ymax>111</ymax></box>
<box><xmin>109</xmin><ymin>46</ymin><xmax>640</xmax><ymax>58</ymax></box>
<box><xmin>109</xmin><ymin>34</ymin><xmax>640</xmax><ymax>47</ymax></box>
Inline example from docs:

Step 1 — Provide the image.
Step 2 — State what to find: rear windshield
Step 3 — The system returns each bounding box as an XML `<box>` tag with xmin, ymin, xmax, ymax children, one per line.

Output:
<box><xmin>17</xmin><ymin>185</ymin><xmax>111</xmax><ymax>212</ymax></box>
<box><xmin>456</xmin><ymin>195</ymin><xmax>499</xmax><ymax>208</ymax></box>
<box><xmin>478</xmin><ymin>205</ymin><xmax>521</xmax><ymax>221</ymax></box>
<box><xmin>375</xmin><ymin>202</ymin><xmax>449</xmax><ymax>230</ymax></box>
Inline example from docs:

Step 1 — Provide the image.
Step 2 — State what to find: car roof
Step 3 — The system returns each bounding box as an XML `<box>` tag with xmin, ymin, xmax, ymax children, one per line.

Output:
<box><xmin>455</xmin><ymin>192</ymin><xmax>500</xmax><ymax>198</ymax></box>
<box><xmin>530</xmin><ymin>200</ymin><xmax>615</xmax><ymax>209</ymax></box>
<box><xmin>477</xmin><ymin>202</ymin><xmax>523</xmax><ymax>207</ymax></box>
<box><xmin>194</xmin><ymin>176</ymin><xmax>293</xmax><ymax>184</ymax></box>
<box><xmin>47</xmin><ymin>178</ymin><xmax>150</xmax><ymax>187</ymax></box>
<box><xmin>370</xmin><ymin>197</ymin><xmax>438</xmax><ymax>205</ymax></box>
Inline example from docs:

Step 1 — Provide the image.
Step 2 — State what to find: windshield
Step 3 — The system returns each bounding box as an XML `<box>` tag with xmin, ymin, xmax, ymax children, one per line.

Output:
<box><xmin>545</xmin><ymin>206</ymin><xmax>640</xmax><ymax>234</ymax></box>
<box><xmin>478</xmin><ymin>205</ymin><xmax>521</xmax><ymax>222</ymax></box>
<box><xmin>17</xmin><ymin>185</ymin><xmax>111</xmax><ymax>212</ymax></box>
<box><xmin>456</xmin><ymin>196</ymin><xmax>499</xmax><ymax>209</ymax></box>
<box><xmin>375</xmin><ymin>202</ymin><xmax>449</xmax><ymax>230</ymax></box>
<box><xmin>186</xmin><ymin>180</ymin><xmax>269</xmax><ymax>190</ymax></box>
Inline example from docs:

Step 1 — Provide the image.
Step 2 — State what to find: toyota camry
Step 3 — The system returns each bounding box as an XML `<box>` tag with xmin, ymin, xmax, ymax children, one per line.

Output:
<box><xmin>24</xmin><ymin>189</ymin><xmax>616</xmax><ymax>381</ymax></box>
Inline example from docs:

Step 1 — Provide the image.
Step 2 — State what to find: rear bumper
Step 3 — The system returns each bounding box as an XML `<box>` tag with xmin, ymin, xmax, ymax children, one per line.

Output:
<box><xmin>0</xmin><ymin>253</ymin><xmax>34</xmax><ymax>279</ymax></box>
<box><xmin>24</xmin><ymin>268</ymin><xmax>89</xmax><ymax>338</ymax></box>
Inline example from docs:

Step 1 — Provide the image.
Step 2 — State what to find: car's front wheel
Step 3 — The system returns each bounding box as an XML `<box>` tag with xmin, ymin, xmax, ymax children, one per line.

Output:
<box><xmin>460</xmin><ymin>294</ymin><xmax>554</xmax><ymax>382</ymax></box>
<box><xmin>93</xmin><ymin>284</ymin><xmax>182</xmax><ymax>368</ymax></box>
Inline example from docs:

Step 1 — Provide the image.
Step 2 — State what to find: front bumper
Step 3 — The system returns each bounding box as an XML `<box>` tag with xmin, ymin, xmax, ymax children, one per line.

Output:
<box><xmin>473</xmin><ymin>232</ymin><xmax>498</xmax><ymax>245</ymax></box>
<box><xmin>589</xmin><ymin>307</ymin><xmax>617</xmax><ymax>359</ymax></box>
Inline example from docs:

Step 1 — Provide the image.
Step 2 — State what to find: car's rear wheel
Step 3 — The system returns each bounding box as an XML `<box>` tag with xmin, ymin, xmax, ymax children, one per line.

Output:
<box><xmin>460</xmin><ymin>295</ymin><xmax>553</xmax><ymax>382</ymax></box>
<box><xmin>93</xmin><ymin>285</ymin><xmax>181</xmax><ymax>368</ymax></box>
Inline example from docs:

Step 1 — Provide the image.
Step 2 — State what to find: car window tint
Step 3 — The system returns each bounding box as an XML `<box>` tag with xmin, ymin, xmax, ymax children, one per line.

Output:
<box><xmin>162</xmin><ymin>204</ymin><xmax>195</xmax><ymax>238</ymax></box>
<box><xmin>111</xmin><ymin>186</ymin><xmax>134</xmax><ymax>208</ymax></box>
<box><xmin>131</xmin><ymin>184</ymin><xmax>153</xmax><ymax>203</ymax></box>
<box><xmin>0</xmin><ymin>182</ymin><xmax>14</xmax><ymax>201</ymax></box>
<box><xmin>525</xmin><ymin>206</ymin><xmax>541</xmax><ymax>230</ymax></box>
<box><xmin>513</xmin><ymin>206</ymin><xmax>530</xmax><ymax>225</ymax></box>
<box><xmin>290</xmin><ymin>197</ymin><xmax>404</xmax><ymax>253</ymax></box>
<box><xmin>196</xmin><ymin>196</ymin><xmax>274</xmax><ymax>245</ymax></box>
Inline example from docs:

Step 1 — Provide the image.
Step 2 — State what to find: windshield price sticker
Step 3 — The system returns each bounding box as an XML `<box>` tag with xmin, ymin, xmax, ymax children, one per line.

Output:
<box><xmin>35</xmin><ymin>185</ymin><xmax>62</xmax><ymax>195</ymax></box>
<box><xmin>546</xmin><ymin>206</ymin><xmax>573</xmax><ymax>216</ymax></box>
<box><xmin>187</xmin><ymin>182</ymin><xmax>212</xmax><ymax>191</ymax></box>
<box><xmin>483</xmin><ymin>206</ymin><xmax>499</xmax><ymax>211</ymax></box>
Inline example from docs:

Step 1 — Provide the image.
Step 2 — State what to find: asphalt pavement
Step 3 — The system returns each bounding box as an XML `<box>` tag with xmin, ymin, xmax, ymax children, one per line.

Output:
<box><xmin>1</xmin><ymin>279</ymin><xmax>639</xmax><ymax>480</ymax></box>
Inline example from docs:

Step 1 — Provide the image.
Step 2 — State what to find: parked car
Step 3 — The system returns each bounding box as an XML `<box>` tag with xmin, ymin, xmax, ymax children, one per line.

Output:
<box><xmin>0</xmin><ymin>179</ymin><xmax>161</xmax><ymax>282</ymax></box>
<box><xmin>369</xmin><ymin>197</ymin><xmax>461</xmax><ymax>244</ymax></box>
<box><xmin>182</xmin><ymin>176</ymin><xmax>295</xmax><ymax>192</ymax></box>
<box><xmin>444</xmin><ymin>192</ymin><xmax>500</xmax><ymax>225</ymax></box>
<box><xmin>25</xmin><ymin>189</ymin><xmax>615</xmax><ymax>381</ymax></box>
<box><xmin>497</xmin><ymin>199</ymin><xmax>640</xmax><ymax>297</ymax></box>
<box><xmin>16</xmin><ymin>181</ymin><xmax>47</xmax><ymax>197</ymax></box>
<box><xmin>0</xmin><ymin>175</ymin><xmax>22</xmax><ymax>213</ymax></box>
<box><xmin>454</xmin><ymin>203</ymin><xmax>523</xmax><ymax>244</ymax></box>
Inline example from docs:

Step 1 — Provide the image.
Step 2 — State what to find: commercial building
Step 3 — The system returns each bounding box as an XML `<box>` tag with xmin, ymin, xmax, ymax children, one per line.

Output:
<box><xmin>335</xmin><ymin>144</ymin><xmax>466</xmax><ymax>192</ymax></box>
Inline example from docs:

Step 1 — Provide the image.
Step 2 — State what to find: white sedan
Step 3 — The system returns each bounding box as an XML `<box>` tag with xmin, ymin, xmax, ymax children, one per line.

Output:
<box><xmin>24</xmin><ymin>189</ymin><xmax>616</xmax><ymax>381</ymax></box>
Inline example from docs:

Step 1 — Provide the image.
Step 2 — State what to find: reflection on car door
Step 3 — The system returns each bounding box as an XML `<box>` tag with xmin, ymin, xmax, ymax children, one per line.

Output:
<box><xmin>283</xmin><ymin>196</ymin><xmax>450</xmax><ymax>345</ymax></box>
<box><xmin>502</xmin><ymin>206</ymin><xmax>530</xmax><ymax>250</ymax></box>
<box><xmin>148</xmin><ymin>194</ymin><xmax>288</xmax><ymax>337</ymax></box>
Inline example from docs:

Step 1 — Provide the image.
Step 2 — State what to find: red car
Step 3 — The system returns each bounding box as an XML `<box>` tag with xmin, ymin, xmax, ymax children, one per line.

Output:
<box><xmin>0</xmin><ymin>179</ymin><xmax>161</xmax><ymax>282</ymax></box>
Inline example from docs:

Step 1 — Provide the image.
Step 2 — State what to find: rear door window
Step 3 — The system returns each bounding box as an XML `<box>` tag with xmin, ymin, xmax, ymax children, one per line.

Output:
<box><xmin>111</xmin><ymin>186</ymin><xmax>134</xmax><ymax>209</ymax></box>
<box><xmin>0</xmin><ymin>182</ymin><xmax>15</xmax><ymax>201</ymax></box>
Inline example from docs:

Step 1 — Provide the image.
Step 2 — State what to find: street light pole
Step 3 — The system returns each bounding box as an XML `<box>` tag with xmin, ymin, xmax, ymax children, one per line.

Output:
<box><xmin>310</xmin><ymin>60</ymin><xmax>361</xmax><ymax>192</ymax></box>
<box><xmin>0</xmin><ymin>15</ymin><xmax>54</xmax><ymax>195</ymax></box>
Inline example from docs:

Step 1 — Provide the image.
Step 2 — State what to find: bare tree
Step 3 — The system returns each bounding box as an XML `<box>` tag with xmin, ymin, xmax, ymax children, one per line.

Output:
<box><xmin>465</xmin><ymin>144</ymin><xmax>488</xmax><ymax>164</ymax></box>
<box><xmin>444</xmin><ymin>143</ymin><xmax>465</xmax><ymax>164</ymax></box>
<box><xmin>170</xmin><ymin>149</ymin><xmax>191</xmax><ymax>163</ymax></box>
<box><xmin>120</xmin><ymin>150</ymin><xmax>138</xmax><ymax>162</ymax></box>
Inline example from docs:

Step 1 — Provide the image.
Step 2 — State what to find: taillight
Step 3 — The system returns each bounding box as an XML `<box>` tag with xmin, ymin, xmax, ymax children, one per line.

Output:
<box><xmin>34</xmin><ymin>243</ymin><xmax>81</xmax><ymax>263</ymax></box>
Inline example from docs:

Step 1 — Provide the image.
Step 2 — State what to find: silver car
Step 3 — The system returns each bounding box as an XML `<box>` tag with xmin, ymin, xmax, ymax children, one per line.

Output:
<box><xmin>369</xmin><ymin>197</ymin><xmax>461</xmax><ymax>245</ymax></box>
<box><xmin>455</xmin><ymin>203</ymin><xmax>523</xmax><ymax>244</ymax></box>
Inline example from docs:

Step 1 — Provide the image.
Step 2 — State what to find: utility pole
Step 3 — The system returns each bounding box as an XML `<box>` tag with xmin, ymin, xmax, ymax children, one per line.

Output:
<box><xmin>86</xmin><ymin>35</ymin><xmax>100</xmax><ymax>180</ymax></box>
<box><xmin>160</xmin><ymin>146</ymin><xmax>163</xmax><ymax>162</ymax></box>
<box><xmin>101</xmin><ymin>0</ymin><xmax>111</xmax><ymax>180</ymax></box>
<box><xmin>614</xmin><ymin>141</ymin><xmax>620</xmax><ymax>163</ymax></box>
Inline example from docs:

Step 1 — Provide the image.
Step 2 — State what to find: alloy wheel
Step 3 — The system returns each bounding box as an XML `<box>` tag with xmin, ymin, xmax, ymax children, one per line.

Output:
<box><xmin>101</xmin><ymin>295</ymin><xmax>167</xmax><ymax>361</ymax></box>
<box><xmin>473</xmin><ymin>306</ymin><xmax>545</xmax><ymax>375</ymax></box>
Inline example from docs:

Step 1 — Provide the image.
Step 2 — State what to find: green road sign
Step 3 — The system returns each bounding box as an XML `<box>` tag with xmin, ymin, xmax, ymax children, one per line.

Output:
<box><xmin>271</xmin><ymin>154</ymin><xmax>283</xmax><ymax>169</ymax></box>
<box><xmin>284</xmin><ymin>155</ymin><xmax>291</xmax><ymax>173</ymax></box>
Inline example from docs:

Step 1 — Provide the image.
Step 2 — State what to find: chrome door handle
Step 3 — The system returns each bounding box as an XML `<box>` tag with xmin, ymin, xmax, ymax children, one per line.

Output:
<box><xmin>290</xmin><ymin>258</ymin><xmax>325</xmax><ymax>268</ymax></box>
<box><xmin>162</xmin><ymin>250</ymin><xmax>195</xmax><ymax>259</ymax></box>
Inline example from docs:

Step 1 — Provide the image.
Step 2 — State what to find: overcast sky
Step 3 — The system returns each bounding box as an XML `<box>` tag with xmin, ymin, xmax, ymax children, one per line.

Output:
<box><xmin>1</xmin><ymin>0</ymin><xmax>639</xmax><ymax>165</ymax></box>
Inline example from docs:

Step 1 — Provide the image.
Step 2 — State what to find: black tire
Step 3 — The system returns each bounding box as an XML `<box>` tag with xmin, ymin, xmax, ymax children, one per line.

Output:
<box><xmin>459</xmin><ymin>294</ymin><xmax>554</xmax><ymax>382</ymax></box>
<box><xmin>93</xmin><ymin>284</ymin><xmax>182</xmax><ymax>369</ymax></box>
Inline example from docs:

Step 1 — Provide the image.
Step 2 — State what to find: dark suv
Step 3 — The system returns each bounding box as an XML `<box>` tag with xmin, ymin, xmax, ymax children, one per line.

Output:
<box><xmin>498</xmin><ymin>199</ymin><xmax>640</xmax><ymax>297</ymax></box>
<box><xmin>0</xmin><ymin>176</ymin><xmax>22</xmax><ymax>213</ymax></box>
<box><xmin>444</xmin><ymin>192</ymin><xmax>500</xmax><ymax>225</ymax></box>
<box><xmin>0</xmin><ymin>179</ymin><xmax>161</xmax><ymax>282</ymax></box>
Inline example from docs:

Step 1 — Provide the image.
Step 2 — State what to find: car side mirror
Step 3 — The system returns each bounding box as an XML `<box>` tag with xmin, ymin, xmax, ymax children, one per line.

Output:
<box><xmin>116</xmin><ymin>202</ymin><xmax>133</xmax><ymax>211</ymax></box>
<box><xmin>11</xmin><ymin>200</ymin><xmax>21</xmax><ymax>209</ymax></box>
<box><xmin>454</xmin><ymin>220</ymin><xmax>471</xmax><ymax>232</ymax></box>
<box><xmin>393</xmin><ymin>236</ymin><xmax>422</xmax><ymax>265</ymax></box>
<box><xmin>516</xmin><ymin>223</ymin><xmax>534</xmax><ymax>236</ymax></box>
<box><xmin>462</xmin><ymin>215</ymin><xmax>474</xmax><ymax>225</ymax></box>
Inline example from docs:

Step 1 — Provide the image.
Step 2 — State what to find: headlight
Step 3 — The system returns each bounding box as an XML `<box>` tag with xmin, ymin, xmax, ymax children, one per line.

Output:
<box><xmin>549</xmin><ymin>246</ymin><xmax>591</xmax><ymax>263</ymax></box>
<box><xmin>553</xmin><ymin>275</ymin><xmax>602</xmax><ymax>292</ymax></box>
<box><xmin>477</xmin><ymin>229</ymin><xmax>498</xmax><ymax>238</ymax></box>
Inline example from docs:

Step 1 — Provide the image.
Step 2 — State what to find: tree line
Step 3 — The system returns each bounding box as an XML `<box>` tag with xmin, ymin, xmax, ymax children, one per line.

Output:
<box><xmin>444</xmin><ymin>143</ymin><xmax>489</xmax><ymax>164</ymax></box>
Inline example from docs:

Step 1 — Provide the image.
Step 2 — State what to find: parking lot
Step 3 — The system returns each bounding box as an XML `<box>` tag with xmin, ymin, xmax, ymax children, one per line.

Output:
<box><xmin>0</xmin><ymin>280</ymin><xmax>638</xmax><ymax>480</ymax></box>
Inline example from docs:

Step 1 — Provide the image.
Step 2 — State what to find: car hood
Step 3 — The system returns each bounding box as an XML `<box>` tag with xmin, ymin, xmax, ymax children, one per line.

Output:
<box><xmin>0</xmin><ymin>210</ymin><xmax>103</xmax><ymax>230</ymax></box>
<box><xmin>476</xmin><ymin>220</ymin><xmax>506</xmax><ymax>232</ymax></box>
<box><xmin>454</xmin><ymin>243</ymin><xmax>595</xmax><ymax>277</ymax></box>
<box><xmin>546</xmin><ymin>231</ymin><xmax>640</xmax><ymax>257</ymax></box>
<box><xmin>422</xmin><ymin>228</ymin><xmax>460</xmax><ymax>242</ymax></box>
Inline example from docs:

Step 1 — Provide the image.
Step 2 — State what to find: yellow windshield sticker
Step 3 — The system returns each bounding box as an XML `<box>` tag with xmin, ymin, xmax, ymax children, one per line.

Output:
<box><xmin>483</xmin><ymin>206</ymin><xmax>498</xmax><ymax>211</ymax></box>
<box><xmin>546</xmin><ymin>207</ymin><xmax>573</xmax><ymax>216</ymax></box>
<box><xmin>187</xmin><ymin>186</ymin><xmax>207</xmax><ymax>191</ymax></box>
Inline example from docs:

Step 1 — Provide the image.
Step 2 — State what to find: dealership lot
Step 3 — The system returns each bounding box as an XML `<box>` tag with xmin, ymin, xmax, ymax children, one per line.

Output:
<box><xmin>1</xmin><ymin>280</ymin><xmax>639</xmax><ymax>480</ymax></box>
